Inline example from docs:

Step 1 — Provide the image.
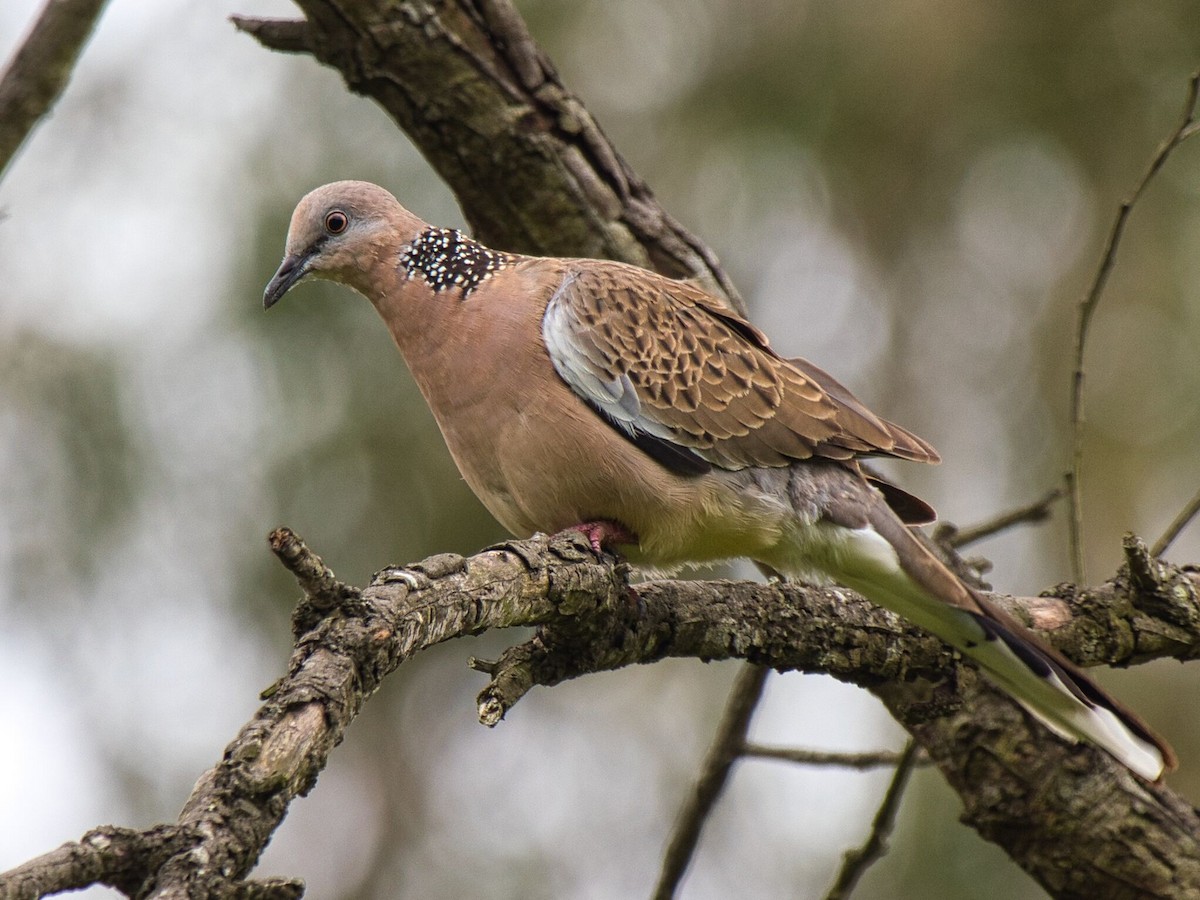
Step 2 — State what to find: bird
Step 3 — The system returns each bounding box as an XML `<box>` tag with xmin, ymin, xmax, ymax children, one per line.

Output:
<box><xmin>264</xmin><ymin>180</ymin><xmax>1174</xmax><ymax>781</ymax></box>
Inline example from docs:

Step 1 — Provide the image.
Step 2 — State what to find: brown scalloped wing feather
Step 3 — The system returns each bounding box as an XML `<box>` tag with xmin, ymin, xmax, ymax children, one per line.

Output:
<box><xmin>559</xmin><ymin>265</ymin><xmax>940</xmax><ymax>470</ymax></box>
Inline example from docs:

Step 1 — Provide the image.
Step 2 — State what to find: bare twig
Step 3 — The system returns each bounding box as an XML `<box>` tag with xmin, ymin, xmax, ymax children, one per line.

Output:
<box><xmin>935</xmin><ymin>488</ymin><xmax>1063</xmax><ymax>550</ymax></box>
<box><xmin>651</xmin><ymin>664</ymin><xmax>771</xmax><ymax>900</ymax></box>
<box><xmin>268</xmin><ymin>526</ymin><xmax>360</xmax><ymax>637</ymax></box>
<box><xmin>268</xmin><ymin>526</ymin><xmax>353</xmax><ymax>603</ymax></box>
<box><xmin>1151</xmin><ymin>486</ymin><xmax>1200</xmax><ymax>558</ymax></box>
<box><xmin>741</xmin><ymin>744</ymin><xmax>929</xmax><ymax>770</ymax></box>
<box><xmin>823</xmin><ymin>740</ymin><xmax>919</xmax><ymax>900</ymax></box>
<box><xmin>228</xmin><ymin>15</ymin><xmax>312</xmax><ymax>54</ymax></box>
<box><xmin>0</xmin><ymin>0</ymin><xmax>111</xmax><ymax>181</ymax></box>
<box><xmin>1068</xmin><ymin>68</ymin><xmax>1200</xmax><ymax>583</ymax></box>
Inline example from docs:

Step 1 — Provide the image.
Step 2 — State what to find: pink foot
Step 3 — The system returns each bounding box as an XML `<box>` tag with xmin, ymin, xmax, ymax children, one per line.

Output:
<box><xmin>563</xmin><ymin>520</ymin><xmax>638</xmax><ymax>554</ymax></box>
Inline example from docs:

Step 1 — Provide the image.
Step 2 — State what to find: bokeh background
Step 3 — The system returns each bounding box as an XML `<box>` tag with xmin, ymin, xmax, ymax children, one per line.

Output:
<box><xmin>2</xmin><ymin>1</ymin><xmax>1199</xmax><ymax>897</ymax></box>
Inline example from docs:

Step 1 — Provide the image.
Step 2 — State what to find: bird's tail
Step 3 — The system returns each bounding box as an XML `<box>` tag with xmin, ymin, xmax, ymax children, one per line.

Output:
<box><xmin>824</xmin><ymin>487</ymin><xmax>1174</xmax><ymax>781</ymax></box>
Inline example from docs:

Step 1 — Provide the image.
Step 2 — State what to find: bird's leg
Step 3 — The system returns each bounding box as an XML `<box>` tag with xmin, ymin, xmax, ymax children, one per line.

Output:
<box><xmin>555</xmin><ymin>521</ymin><xmax>643</xmax><ymax>616</ymax></box>
<box><xmin>562</xmin><ymin>519</ymin><xmax>638</xmax><ymax>554</ymax></box>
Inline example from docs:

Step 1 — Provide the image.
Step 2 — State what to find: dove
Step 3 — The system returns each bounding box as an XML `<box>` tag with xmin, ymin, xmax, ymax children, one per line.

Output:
<box><xmin>264</xmin><ymin>180</ymin><xmax>1174</xmax><ymax>780</ymax></box>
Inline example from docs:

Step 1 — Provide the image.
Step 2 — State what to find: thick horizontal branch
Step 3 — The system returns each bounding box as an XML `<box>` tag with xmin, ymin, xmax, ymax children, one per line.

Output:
<box><xmin>476</xmin><ymin>539</ymin><xmax>1200</xmax><ymax>718</ymax></box>
<box><xmin>5</xmin><ymin>530</ymin><xmax>1198</xmax><ymax>898</ymax></box>
<box><xmin>469</xmin><ymin>540</ymin><xmax>1200</xmax><ymax>898</ymax></box>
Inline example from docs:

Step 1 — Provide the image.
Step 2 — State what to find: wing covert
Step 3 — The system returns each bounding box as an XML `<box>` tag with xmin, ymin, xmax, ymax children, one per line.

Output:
<box><xmin>541</xmin><ymin>263</ymin><xmax>938</xmax><ymax>473</ymax></box>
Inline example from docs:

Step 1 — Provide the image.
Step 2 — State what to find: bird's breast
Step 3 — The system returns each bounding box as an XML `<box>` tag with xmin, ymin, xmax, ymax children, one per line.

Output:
<box><xmin>375</xmin><ymin>278</ymin><xmax>786</xmax><ymax>566</ymax></box>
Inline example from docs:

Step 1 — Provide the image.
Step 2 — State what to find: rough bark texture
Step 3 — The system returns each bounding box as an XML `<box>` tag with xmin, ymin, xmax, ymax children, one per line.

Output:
<box><xmin>3</xmin><ymin>529</ymin><xmax>1198</xmax><ymax>899</ymax></box>
<box><xmin>229</xmin><ymin>0</ymin><xmax>745</xmax><ymax>312</ymax></box>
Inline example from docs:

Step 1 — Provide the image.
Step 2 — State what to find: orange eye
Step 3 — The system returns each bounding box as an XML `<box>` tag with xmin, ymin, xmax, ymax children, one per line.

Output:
<box><xmin>324</xmin><ymin>210</ymin><xmax>349</xmax><ymax>234</ymax></box>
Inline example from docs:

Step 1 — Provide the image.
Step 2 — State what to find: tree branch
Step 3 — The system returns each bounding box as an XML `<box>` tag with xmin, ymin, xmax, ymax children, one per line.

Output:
<box><xmin>225</xmin><ymin>16</ymin><xmax>312</xmax><ymax>55</ymax></box>
<box><xmin>0</xmin><ymin>826</ymin><xmax>192</xmax><ymax>900</ymax></box>
<box><xmin>231</xmin><ymin>0</ymin><xmax>746</xmax><ymax>314</ymax></box>
<box><xmin>935</xmin><ymin>487</ymin><xmax>1064</xmax><ymax>550</ymax></box>
<box><xmin>3</xmin><ymin>530</ymin><xmax>1198</xmax><ymax>897</ymax></box>
<box><xmin>1151</xmin><ymin>486</ymin><xmax>1200</xmax><ymax>558</ymax></box>
<box><xmin>742</xmin><ymin>745</ymin><xmax>928</xmax><ymax>770</ymax></box>
<box><xmin>0</xmin><ymin>0</ymin><xmax>111</xmax><ymax>182</ymax></box>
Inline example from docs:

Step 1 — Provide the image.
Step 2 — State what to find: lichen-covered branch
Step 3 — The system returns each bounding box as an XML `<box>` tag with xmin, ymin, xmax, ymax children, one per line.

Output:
<box><xmin>472</xmin><ymin>536</ymin><xmax>1200</xmax><ymax>898</ymax></box>
<box><xmin>476</xmin><ymin>542</ymin><xmax>1200</xmax><ymax>717</ymax></box>
<box><xmin>0</xmin><ymin>826</ymin><xmax>195</xmax><ymax>900</ymax></box>
<box><xmin>3</xmin><ymin>529</ymin><xmax>1198</xmax><ymax>898</ymax></box>
<box><xmin>0</xmin><ymin>531</ymin><xmax>627</xmax><ymax>900</ymax></box>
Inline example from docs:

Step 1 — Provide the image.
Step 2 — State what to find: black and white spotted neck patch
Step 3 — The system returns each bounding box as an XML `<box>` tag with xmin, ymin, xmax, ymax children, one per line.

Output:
<box><xmin>399</xmin><ymin>228</ymin><xmax>511</xmax><ymax>296</ymax></box>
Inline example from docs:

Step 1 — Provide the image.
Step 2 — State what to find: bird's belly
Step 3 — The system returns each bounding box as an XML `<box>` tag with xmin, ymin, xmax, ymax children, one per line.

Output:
<box><xmin>418</xmin><ymin>349</ymin><xmax>789</xmax><ymax>567</ymax></box>
<box><xmin>458</xmin><ymin>403</ymin><xmax>788</xmax><ymax>567</ymax></box>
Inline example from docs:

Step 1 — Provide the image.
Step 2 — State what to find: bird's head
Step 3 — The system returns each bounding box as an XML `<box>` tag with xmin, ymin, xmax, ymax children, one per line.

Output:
<box><xmin>264</xmin><ymin>180</ymin><xmax>414</xmax><ymax>309</ymax></box>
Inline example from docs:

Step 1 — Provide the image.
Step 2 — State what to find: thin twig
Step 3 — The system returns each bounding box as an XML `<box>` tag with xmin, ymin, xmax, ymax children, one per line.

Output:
<box><xmin>651</xmin><ymin>664</ymin><xmax>770</xmax><ymax>900</ymax></box>
<box><xmin>268</xmin><ymin>526</ymin><xmax>356</xmax><ymax>605</ymax></box>
<box><xmin>0</xmin><ymin>0</ymin><xmax>111</xmax><ymax>181</ymax></box>
<box><xmin>1068</xmin><ymin>68</ymin><xmax>1200</xmax><ymax>583</ymax></box>
<box><xmin>268</xmin><ymin>526</ymin><xmax>360</xmax><ymax>638</ymax></box>
<box><xmin>935</xmin><ymin>488</ymin><xmax>1063</xmax><ymax>550</ymax></box>
<box><xmin>823</xmin><ymin>740</ymin><xmax>920</xmax><ymax>900</ymax></box>
<box><xmin>741</xmin><ymin>744</ymin><xmax>929</xmax><ymax>770</ymax></box>
<box><xmin>1150</xmin><ymin>486</ymin><xmax>1200</xmax><ymax>557</ymax></box>
<box><xmin>228</xmin><ymin>15</ymin><xmax>313</xmax><ymax>55</ymax></box>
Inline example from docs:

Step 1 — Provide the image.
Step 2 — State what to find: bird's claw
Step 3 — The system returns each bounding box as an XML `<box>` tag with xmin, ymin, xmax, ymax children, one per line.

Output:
<box><xmin>564</xmin><ymin>520</ymin><xmax>637</xmax><ymax>554</ymax></box>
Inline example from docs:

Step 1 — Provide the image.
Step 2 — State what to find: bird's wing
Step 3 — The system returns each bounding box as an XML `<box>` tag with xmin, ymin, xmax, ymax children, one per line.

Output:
<box><xmin>541</xmin><ymin>263</ymin><xmax>939</xmax><ymax>475</ymax></box>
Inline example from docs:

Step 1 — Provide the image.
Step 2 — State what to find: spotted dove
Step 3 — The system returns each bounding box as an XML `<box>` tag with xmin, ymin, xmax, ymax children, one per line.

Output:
<box><xmin>264</xmin><ymin>180</ymin><xmax>1173</xmax><ymax>780</ymax></box>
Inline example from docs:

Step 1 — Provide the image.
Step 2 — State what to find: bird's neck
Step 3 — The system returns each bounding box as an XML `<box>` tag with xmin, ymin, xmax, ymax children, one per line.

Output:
<box><xmin>397</xmin><ymin>227</ymin><xmax>513</xmax><ymax>297</ymax></box>
<box><xmin>365</xmin><ymin>231</ymin><xmax>534</xmax><ymax>408</ymax></box>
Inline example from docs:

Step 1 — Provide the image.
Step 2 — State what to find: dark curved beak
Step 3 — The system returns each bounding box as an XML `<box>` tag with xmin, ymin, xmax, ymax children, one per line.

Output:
<box><xmin>263</xmin><ymin>251</ymin><xmax>312</xmax><ymax>310</ymax></box>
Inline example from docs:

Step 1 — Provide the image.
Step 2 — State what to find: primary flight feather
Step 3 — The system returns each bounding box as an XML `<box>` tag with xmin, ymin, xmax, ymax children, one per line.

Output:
<box><xmin>265</xmin><ymin>180</ymin><xmax>1174</xmax><ymax>781</ymax></box>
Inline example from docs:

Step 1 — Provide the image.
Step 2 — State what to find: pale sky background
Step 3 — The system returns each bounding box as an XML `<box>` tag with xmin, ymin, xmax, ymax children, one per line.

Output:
<box><xmin>2</xmin><ymin>2</ymin><xmax>1199</xmax><ymax>898</ymax></box>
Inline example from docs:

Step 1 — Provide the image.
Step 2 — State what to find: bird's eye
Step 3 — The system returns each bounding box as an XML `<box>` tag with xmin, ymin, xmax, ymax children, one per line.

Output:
<box><xmin>324</xmin><ymin>210</ymin><xmax>349</xmax><ymax>234</ymax></box>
